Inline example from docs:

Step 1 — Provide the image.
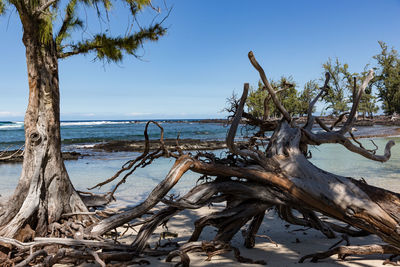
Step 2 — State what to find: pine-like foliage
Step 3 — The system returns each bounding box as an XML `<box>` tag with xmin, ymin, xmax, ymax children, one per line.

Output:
<box><xmin>246</xmin><ymin>77</ymin><xmax>302</xmax><ymax>119</ymax></box>
<box><xmin>3</xmin><ymin>0</ymin><xmax>166</xmax><ymax>62</ymax></box>
<box><xmin>373</xmin><ymin>41</ymin><xmax>400</xmax><ymax>115</ymax></box>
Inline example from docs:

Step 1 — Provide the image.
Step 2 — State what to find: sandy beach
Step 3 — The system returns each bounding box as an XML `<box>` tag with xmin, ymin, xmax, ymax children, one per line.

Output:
<box><xmin>93</xmin><ymin>204</ymin><xmax>386</xmax><ymax>267</ymax></box>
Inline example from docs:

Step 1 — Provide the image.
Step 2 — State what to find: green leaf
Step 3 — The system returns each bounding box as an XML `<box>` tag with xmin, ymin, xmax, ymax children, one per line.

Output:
<box><xmin>59</xmin><ymin>23</ymin><xmax>166</xmax><ymax>62</ymax></box>
<box><xmin>0</xmin><ymin>0</ymin><xmax>6</xmax><ymax>15</ymax></box>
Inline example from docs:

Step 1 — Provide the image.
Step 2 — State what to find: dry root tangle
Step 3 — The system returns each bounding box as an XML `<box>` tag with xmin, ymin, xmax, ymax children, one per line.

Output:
<box><xmin>1</xmin><ymin>51</ymin><xmax>399</xmax><ymax>266</ymax></box>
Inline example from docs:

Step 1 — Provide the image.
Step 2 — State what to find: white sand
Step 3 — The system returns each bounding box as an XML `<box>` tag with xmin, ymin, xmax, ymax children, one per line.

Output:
<box><xmin>110</xmin><ymin>204</ymin><xmax>387</xmax><ymax>267</ymax></box>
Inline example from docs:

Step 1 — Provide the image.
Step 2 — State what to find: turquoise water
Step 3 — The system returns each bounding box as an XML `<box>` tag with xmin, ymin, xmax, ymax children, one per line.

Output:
<box><xmin>309</xmin><ymin>136</ymin><xmax>400</xmax><ymax>192</ymax></box>
<box><xmin>1</xmin><ymin>136</ymin><xmax>399</xmax><ymax>206</ymax></box>
<box><xmin>0</xmin><ymin>153</ymin><xmax>202</xmax><ymax>207</ymax></box>
<box><xmin>0</xmin><ymin>120</ymin><xmax>238</xmax><ymax>151</ymax></box>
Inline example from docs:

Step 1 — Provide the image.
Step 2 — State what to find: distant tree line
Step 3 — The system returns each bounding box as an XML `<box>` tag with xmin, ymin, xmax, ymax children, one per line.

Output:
<box><xmin>246</xmin><ymin>41</ymin><xmax>400</xmax><ymax>119</ymax></box>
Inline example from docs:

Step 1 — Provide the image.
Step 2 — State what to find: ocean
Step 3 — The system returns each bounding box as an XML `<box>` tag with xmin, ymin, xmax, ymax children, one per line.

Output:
<box><xmin>0</xmin><ymin>120</ymin><xmax>235</xmax><ymax>151</ymax></box>
<box><xmin>1</xmin><ymin>120</ymin><xmax>400</xmax><ymax>206</ymax></box>
<box><xmin>0</xmin><ymin>119</ymin><xmax>397</xmax><ymax>151</ymax></box>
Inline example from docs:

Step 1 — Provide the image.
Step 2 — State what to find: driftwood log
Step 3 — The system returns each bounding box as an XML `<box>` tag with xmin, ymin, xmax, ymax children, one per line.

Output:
<box><xmin>1</xmin><ymin>51</ymin><xmax>400</xmax><ymax>266</ymax></box>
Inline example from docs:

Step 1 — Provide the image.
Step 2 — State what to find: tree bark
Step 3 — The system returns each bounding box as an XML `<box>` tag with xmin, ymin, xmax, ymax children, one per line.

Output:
<box><xmin>0</xmin><ymin>19</ymin><xmax>88</xmax><ymax>238</ymax></box>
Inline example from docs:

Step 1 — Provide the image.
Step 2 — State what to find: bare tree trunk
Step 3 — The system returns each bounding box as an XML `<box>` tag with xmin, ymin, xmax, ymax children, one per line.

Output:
<box><xmin>85</xmin><ymin>54</ymin><xmax>400</xmax><ymax>264</ymax></box>
<box><xmin>0</xmin><ymin>24</ymin><xmax>88</xmax><ymax>238</ymax></box>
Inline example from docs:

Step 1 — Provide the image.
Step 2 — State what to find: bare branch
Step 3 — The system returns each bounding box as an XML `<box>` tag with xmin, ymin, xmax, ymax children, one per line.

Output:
<box><xmin>302</xmin><ymin>130</ymin><xmax>395</xmax><ymax>162</ymax></box>
<box><xmin>87</xmin><ymin>249</ymin><xmax>106</xmax><ymax>267</ymax></box>
<box><xmin>262</xmin><ymin>87</ymin><xmax>286</xmax><ymax>120</ymax></box>
<box><xmin>62</xmin><ymin>208</ymin><xmax>119</xmax><ymax>218</ymax></box>
<box><xmin>33</xmin><ymin>0</ymin><xmax>57</xmax><ymax>16</ymax></box>
<box><xmin>15</xmin><ymin>249</ymin><xmax>47</xmax><ymax>267</ymax></box>
<box><xmin>349</xmin><ymin>131</ymin><xmax>378</xmax><ymax>154</ymax></box>
<box><xmin>306</xmin><ymin>70</ymin><xmax>377</xmax><ymax>154</ymax></box>
<box><xmin>241</xmin><ymin>111</ymin><xmax>278</xmax><ymax>131</ymax></box>
<box><xmin>89</xmin><ymin>155</ymin><xmax>194</xmax><ymax>237</ymax></box>
<box><xmin>330</xmin><ymin>112</ymin><xmax>349</xmax><ymax>130</ymax></box>
<box><xmin>0</xmin><ymin>236</ymin><xmax>134</xmax><ymax>251</ymax></box>
<box><xmin>88</xmin><ymin>120</ymin><xmax>166</xmax><ymax>191</ymax></box>
<box><xmin>248</xmin><ymin>51</ymin><xmax>291</xmax><ymax>122</ymax></box>
<box><xmin>58</xmin><ymin>45</ymin><xmax>102</xmax><ymax>59</ymax></box>
<box><xmin>314</xmin><ymin>117</ymin><xmax>331</xmax><ymax>132</ymax></box>
<box><xmin>339</xmin><ymin>69</ymin><xmax>374</xmax><ymax>134</ymax></box>
<box><xmin>226</xmin><ymin>83</ymin><xmax>267</xmax><ymax>163</ymax></box>
<box><xmin>304</xmin><ymin>72</ymin><xmax>330</xmax><ymax>130</ymax></box>
<box><xmin>0</xmin><ymin>145</ymin><xmax>24</xmax><ymax>161</ymax></box>
<box><xmin>226</xmin><ymin>83</ymin><xmax>248</xmax><ymax>155</ymax></box>
<box><xmin>300</xmin><ymin>244</ymin><xmax>400</xmax><ymax>263</ymax></box>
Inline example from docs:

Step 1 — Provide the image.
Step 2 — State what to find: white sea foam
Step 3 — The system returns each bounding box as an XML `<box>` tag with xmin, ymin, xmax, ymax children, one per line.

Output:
<box><xmin>74</xmin><ymin>144</ymin><xmax>96</xmax><ymax>148</ymax></box>
<box><xmin>0</xmin><ymin>122</ymin><xmax>24</xmax><ymax>130</ymax></box>
<box><xmin>60</xmin><ymin>121</ymin><xmax>134</xmax><ymax>126</ymax></box>
<box><xmin>0</xmin><ymin>121</ymin><xmax>136</xmax><ymax>129</ymax></box>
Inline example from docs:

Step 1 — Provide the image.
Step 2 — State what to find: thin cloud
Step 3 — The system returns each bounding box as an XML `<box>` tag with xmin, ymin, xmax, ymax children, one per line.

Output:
<box><xmin>126</xmin><ymin>112</ymin><xmax>153</xmax><ymax>116</ymax></box>
<box><xmin>0</xmin><ymin>111</ymin><xmax>23</xmax><ymax>117</ymax></box>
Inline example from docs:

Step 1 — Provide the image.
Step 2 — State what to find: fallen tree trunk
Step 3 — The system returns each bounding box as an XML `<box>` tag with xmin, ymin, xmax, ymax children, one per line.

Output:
<box><xmin>2</xmin><ymin>51</ymin><xmax>400</xmax><ymax>266</ymax></box>
<box><xmin>84</xmin><ymin>52</ymin><xmax>400</xmax><ymax>264</ymax></box>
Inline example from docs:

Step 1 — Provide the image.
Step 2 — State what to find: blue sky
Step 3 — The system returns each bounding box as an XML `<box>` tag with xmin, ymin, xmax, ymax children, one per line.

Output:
<box><xmin>0</xmin><ymin>0</ymin><xmax>399</xmax><ymax>120</ymax></box>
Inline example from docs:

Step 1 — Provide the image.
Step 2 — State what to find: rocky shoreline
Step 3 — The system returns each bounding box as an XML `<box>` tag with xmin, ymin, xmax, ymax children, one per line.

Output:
<box><xmin>0</xmin><ymin>139</ymin><xmax>247</xmax><ymax>163</ymax></box>
<box><xmin>191</xmin><ymin>115</ymin><xmax>400</xmax><ymax>126</ymax></box>
<box><xmin>1</xmin><ymin>116</ymin><xmax>400</xmax><ymax>164</ymax></box>
<box><xmin>91</xmin><ymin>138</ymin><xmax>242</xmax><ymax>152</ymax></box>
<box><xmin>0</xmin><ymin>151</ymin><xmax>85</xmax><ymax>163</ymax></box>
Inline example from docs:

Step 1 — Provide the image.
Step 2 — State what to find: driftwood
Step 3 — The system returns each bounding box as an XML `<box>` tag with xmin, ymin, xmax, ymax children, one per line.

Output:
<box><xmin>1</xmin><ymin>51</ymin><xmax>400</xmax><ymax>266</ymax></box>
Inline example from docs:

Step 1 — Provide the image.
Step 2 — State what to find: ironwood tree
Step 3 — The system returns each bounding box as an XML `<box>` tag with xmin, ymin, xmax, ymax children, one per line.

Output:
<box><xmin>298</xmin><ymin>80</ymin><xmax>318</xmax><ymax>116</ymax></box>
<box><xmin>321</xmin><ymin>58</ymin><xmax>351</xmax><ymax>115</ymax></box>
<box><xmin>0</xmin><ymin>0</ymin><xmax>166</xmax><ymax>238</ymax></box>
<box><xmin>246</xmin><ymin>76</ymin><xmax>300</xmax><ymax>120</ymax></box>
<box><xmin>373</xmin><ymin>41</ymin><xmax>400</xmax><ymax>115</ymax></box>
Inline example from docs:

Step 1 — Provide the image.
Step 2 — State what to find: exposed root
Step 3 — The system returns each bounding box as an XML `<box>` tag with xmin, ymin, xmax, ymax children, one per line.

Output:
<box><xmin>243</xmin><ymin>211</ymin><xmax>266</xmax><ymax>248</ymax></box>
<box><xmin>166</xmin><ymin>250</ymin><xmax>190</xmax><ymax>267</ymax></box>
<box><xmin>166</xmin><ymin>241</ymin><xmax>266</xmax><ymax>266</ymax></box>
<box><xmin>277</xmin><ymin>206</ymin><xmax>336</xmax><ymax>238</ymax></box>
<box><xmin>14</xmin><ymin>249</ymin><xmax>48</xmax><ymax>267</ymax></box>
<box><xmin>0</xmin><ymin>145</ymin><xmax>24</xmax><ymax>162</ymax></box>
<box><xmin>299</xmin><ymin>244</ymin><xmax>400</xmax><ymax>263</ymax></box>
<box><xmin>384</xmin><ymin>256</ymin><xmax>400</xmax><ymax>266</ymax></box>
<box><xmin>0</xmin><ymin>236</ymin><xmax>171</xmax><ymax>266</ymax></box>
<box><xmin>328</xmin><ymin>234</ymin><xmax>350</xmax><ymax>249</ymax></box>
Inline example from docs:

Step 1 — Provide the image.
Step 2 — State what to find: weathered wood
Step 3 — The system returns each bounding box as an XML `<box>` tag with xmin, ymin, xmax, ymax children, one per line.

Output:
<box><xmin>3</xmin><ymin>49</ymin><xmax>400</xmax><ymax>266</ymax></box>
<box><xmin>244</xmin><ymin>211</ymin><xmax>265</xmax><ymax>248</ymax></box>
<box><xmin>0</xmin><ymin>236</ymin><xmax>136</xmax><ymax>251</ymax></box>
<box><xmin>15</xmin><ymin>249</ymin><xmax>48</xmax><ymax>267</ymax></box>
<box><xmin>300</xmin><ymin>244</ymin><xmax>400</xmax><ymax>263</ymax></box>
<box><xmin>248</xmin><ymin>51</ymin><xmax>291</xmax><ymax>122</ymax></box>
<box><xmin>88</xmin><ymin>155</ymin><xmax>194</xmax><ymax>237</ymax></box>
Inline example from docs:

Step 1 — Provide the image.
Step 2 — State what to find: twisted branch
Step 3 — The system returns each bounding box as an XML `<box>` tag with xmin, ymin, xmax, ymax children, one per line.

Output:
<box><xmin>88</xmin><ymin>120</ymin><xmax>172</xmax><ymax>197</ymax></box>
<box><xmin>226</xmin><ymin>83</ymin><xmax>266</xmax><ymax>163</ymax></box>
<box><xmin>304</xmin><ymin>72</ymin><xmax>331</xmax><ymax>130</ymax></box>
<box><xmin>339</xmin><ymin>69</ymin><xmax>374</xmax><ymax>134</ymax></box>
<box><xmin>248</xmin><ymin>51</ymin><xmax>291</xmax><ymax>122</ymax></box>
